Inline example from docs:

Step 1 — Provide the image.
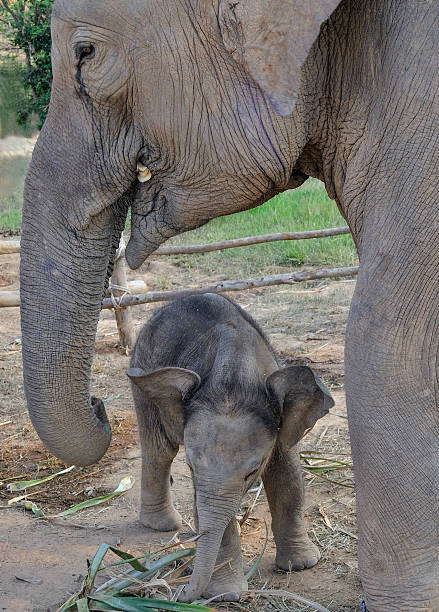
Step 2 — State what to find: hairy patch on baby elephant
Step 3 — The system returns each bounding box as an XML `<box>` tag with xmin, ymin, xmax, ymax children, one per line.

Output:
<box><xmin>127</xmin><ymin>293</ymin><xmax>333</xmax><ymax>602</ymax></box>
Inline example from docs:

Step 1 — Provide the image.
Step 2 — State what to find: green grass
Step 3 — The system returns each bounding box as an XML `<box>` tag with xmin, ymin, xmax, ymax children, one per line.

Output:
<box><xmin>0</xmin><ymin>193</ymin><xmax>22</xmax><ymax>230</ymax></box>
<box><xmin>0</xmin><ymin>154</ymin><xmax>29</xmax><ymax>231</ymax></box>
<box><xmin>167</xmin><ymin>178</ymin><xmax>357</xmax><ymax>275</ymax></box>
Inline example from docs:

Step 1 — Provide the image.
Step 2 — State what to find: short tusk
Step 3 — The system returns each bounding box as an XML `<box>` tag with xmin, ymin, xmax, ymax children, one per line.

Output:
<box><xmin>137</xmin><ymin>163</ymin><xmax>152</xmax><ymax>183</ymax></box>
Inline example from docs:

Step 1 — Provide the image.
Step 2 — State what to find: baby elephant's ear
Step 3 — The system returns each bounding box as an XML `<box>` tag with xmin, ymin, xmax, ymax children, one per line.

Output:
<box><xmin>126</xmin><ymin>367</ymin><xmax>201</xmax><ymax>442</ymax></box>
<box><xmin>266</xmin><ymin>366</ymin><xmax>334</xmax><ymax>448</ymax></box>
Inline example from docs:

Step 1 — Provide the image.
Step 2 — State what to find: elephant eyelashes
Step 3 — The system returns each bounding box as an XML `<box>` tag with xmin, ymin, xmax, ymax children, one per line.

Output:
<box><xmin>75</xmin><ymin>43</ymin><xmax>95</xmax><ymax>61</ymax></box>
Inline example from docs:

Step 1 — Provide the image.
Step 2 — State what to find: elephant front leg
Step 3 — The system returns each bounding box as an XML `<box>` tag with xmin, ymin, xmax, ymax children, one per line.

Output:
<box><xmin>133</xmin><ymin>392</ymin><xmax>182</xmax><ymax>532</ymax></box>
<box><xmin>139</xmin><ymin>450</ymin><xmax>182</xmax><ymax>532</ymax></box>
<box><xmin>203</xmin><ymin>517</ymin><xmax>248</xmax><ymax>601</ymax></box>
<box><xmin>263</xmin><ymin>445</ymin><xmax>319</xmax><ymax>571</ymax></box>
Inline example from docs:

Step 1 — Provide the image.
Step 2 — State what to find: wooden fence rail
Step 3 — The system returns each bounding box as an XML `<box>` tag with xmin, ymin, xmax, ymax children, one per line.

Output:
<box><xmin>0</xmin><ymin>226</ymin><xmax>351</xmax><ymax>257</ymax></box>
<box><xmin>102</xmin><ymin>266</ymin><xmax>359</xmax><ymax>310</ymax></box>
<box><xmin>0</xmin><ymin>280</ymin><xmax>147</xmax><ymax>309</ymax></box>
<box><xmin>1</xmin><ymin>226</ymin><xmax>357</xmax><ymax>350</ymax></box>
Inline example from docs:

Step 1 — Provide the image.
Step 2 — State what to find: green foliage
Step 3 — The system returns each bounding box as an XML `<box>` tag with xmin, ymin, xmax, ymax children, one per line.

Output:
<box><xmin>168</xmin><ymin>179</ymin><xmax>357</xmax><ymax>275</ymax></box>
<box><xmin>0</xmin><ymin>0</ymin><xmax>53</xmax><ymax>128</ymax></box>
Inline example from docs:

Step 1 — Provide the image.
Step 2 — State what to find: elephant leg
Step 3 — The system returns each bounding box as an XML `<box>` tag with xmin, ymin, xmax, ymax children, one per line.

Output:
<box><xmin>139</xmin><ymin>446</ymin><xmax>181</xmax><ymax>531</ymax></box>
<box><xmin>345</xmin><ymin>258</ymin><xmax>439</xmax><ymax>611</ymax></box>
<box><xmin>263</xmin><ymin>444</ymin><xmax>319</xmax><ymax>571</ymax></box>
<box><xmin>134</xmin><ymin>391</ymin><xmax>182</xmax><ymax>531</ymax></box>
<box><xmin>203</xmin><ymin>517</ymin><xmax>247</xmax><ymax>601</ymax></box>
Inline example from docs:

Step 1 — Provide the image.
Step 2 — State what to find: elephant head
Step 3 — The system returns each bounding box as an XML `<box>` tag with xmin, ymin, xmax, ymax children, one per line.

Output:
<box><xmin>21</xmin><ymin>0</ymin><xmax>341</xmax><ymax>466</ymax></box>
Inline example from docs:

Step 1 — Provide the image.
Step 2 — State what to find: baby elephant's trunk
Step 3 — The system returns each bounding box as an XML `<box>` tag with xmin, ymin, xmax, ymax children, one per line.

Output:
<box><xmin>179</xmin><ymin>494</ymin><xmax>240</xmax><ymax>601</ymax></box>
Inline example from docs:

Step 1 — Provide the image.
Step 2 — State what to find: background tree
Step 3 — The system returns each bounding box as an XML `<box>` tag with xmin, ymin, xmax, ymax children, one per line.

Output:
<box><xmin>0</xmin><ymin>0</ymin><xmax>52</xmax><ymax>128</ymax></box>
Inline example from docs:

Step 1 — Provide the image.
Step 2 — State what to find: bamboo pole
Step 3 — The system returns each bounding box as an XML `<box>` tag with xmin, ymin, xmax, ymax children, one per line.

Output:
<box><xmin>0</xmin><ymin>226</ymin><xmax>351</xmax><ymax>258</ymax></box>
<box><xmin>130</xmin><ymin>226</ymin><xmax>352</xmax><ymax>257</ymax></box>
<box><xmin>0</xmin><ymin>280</ymin><xmax>148</xmax><ymax>309</ymax></box>
<box><xmin>109</xmin><ymin>236</ymin><xmax>135</xmax><ymax>351</ymax></box>
<box><xmin>101</xmin><ymin>265</ymin><xmax>359</xmax><ymax>310</ymax></box>
<box><xmin>106</xmin><ymin>279</ymin><xmax>147</xmax><ymax>297</ymax></box>
<box><xmin>0</xmin><ymin>240</ymin><xmax>20</xmax><ymax>254</ymax></box>
<box><xmin>0</xmin><ymin>266</ymin><xmax>359</xmax><ymax>309</ymax></box>
<box><xmin>151</xmin><ymin>226</ymin><xmax>351</xmax><ymax>255</ymax></box>
<box><xmin>0</xmin><ymin>291</ymin><xmax>20</xmax><ymax>307</ymax></box>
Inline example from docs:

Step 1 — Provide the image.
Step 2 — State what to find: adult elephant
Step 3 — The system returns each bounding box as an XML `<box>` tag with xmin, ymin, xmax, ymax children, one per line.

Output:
<box><xmin>20</xmin><ymin>1</ymin><xmax>439</xmax><ymax>610</ymax></box>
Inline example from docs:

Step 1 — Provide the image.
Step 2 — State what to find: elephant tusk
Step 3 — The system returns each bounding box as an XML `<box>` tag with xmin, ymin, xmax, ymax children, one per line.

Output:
<box><xmin>137</xmin><ymin>163</ymin><xmax>152</xmax><ymax>183</ymax></box>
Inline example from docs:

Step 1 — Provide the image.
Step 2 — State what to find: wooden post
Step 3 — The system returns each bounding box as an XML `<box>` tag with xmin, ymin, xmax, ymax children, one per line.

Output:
<box><xmin>109</xmin><ymin>235</ymin><xmax>135</xmax><ymax>352</ymax></box>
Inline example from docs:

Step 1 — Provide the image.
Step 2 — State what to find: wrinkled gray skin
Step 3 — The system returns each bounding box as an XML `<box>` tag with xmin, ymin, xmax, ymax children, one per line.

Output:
<box><xmin>126</xmin><ymin>293</ymin><xmax>334</xmax><ymax>601</ymax></box>
<box><xmin>19</xmin><ymin>0</ymin><xmax>439</xmax><ymax>609</ymax></box>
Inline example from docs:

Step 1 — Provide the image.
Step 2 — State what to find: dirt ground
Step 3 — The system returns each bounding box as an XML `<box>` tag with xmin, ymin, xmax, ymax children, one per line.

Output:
<box><xmin>0</xmin><ymin>247</ymin><xmax>361</xmax><ymax>612</ymax></box>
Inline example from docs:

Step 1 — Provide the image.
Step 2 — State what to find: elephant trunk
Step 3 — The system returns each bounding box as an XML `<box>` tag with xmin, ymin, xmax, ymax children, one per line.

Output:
<box><xmin>179</xmin><ymin>491</ymin><xmax>241</xmax><ymax>602</ymax></box>
<box><xmin>20</xmin><ymin>139</ymin><xmax>128</xmax><ymax>466</ymax></box>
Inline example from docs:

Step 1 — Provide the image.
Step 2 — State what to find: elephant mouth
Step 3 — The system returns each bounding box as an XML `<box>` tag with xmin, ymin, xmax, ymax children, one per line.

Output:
<box><xmin>125</xmin><ymin>186</ymin><xmax>179</xmax><ymax>269</ymax></box>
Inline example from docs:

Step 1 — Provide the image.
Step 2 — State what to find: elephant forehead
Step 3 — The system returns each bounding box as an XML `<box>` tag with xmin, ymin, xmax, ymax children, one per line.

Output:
<box><xmin>54</xmin><ymin>0</ymin><xmax>147</xmax><ymax>20</ymax></box>
<box><xmin>185</xmin><ymin>414</ymin><xmax>274</xmax><ymax>464</ymax></box>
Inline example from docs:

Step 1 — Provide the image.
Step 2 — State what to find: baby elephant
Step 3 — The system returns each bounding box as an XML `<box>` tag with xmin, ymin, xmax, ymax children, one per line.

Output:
<box><xmin>127</xmin><ymin>293</ymin><xmax>334</xmax><ymax>603</ymax></box>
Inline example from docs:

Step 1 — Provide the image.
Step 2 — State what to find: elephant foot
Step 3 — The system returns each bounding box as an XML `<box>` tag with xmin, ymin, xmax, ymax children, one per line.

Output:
<box><xmin>275</xmin><ymin>536</ymin><xmax>320</xmax><ymax>571</ymax></box>
<box><xmin>202</xmin><ymin>574</ymin><xmax>248</xmax><ymax>602</ymax></box>
<box><xmin>140</xmin><ymin>505</ymin><xmax>182</xmax><ymax>532</ymax></box>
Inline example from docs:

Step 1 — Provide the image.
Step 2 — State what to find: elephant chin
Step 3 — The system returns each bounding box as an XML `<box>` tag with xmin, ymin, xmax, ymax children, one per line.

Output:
<box><xmin>125</xmin><ymin>194</ymin><xmax>177</xmax><ymax>268</ymax></box>
<box><xmin>125</xmin><ymin>229</ymin><xmax>160</xmax><ymax>269</ymax></box>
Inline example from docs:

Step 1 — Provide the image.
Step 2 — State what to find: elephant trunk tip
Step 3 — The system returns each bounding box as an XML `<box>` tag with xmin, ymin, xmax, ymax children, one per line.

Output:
<box><xmin>29</xmin><ymin>395</ymin><xmax>112</xmax><ymax>467</ymax></box>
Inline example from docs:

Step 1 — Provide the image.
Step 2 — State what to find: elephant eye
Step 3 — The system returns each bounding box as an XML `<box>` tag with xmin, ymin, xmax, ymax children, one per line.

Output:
<box><xmin>76</xmin><ymin>42</ymin><xmax>95</xmax><ymax>61</ymax></box>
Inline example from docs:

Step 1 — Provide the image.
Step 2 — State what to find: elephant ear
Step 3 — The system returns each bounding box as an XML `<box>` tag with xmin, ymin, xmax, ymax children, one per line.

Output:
<box><xmin>126</xmin><ymin>367</ymin><xmax>201</xmax><ymax>443</ymax></box>
<box><xmin>266</xmin><ymin>366</ymin><xmax>334</xmax><ymax>447</ymax></box>
<box><xmin>219</xmin><ymin>0</ymin><xmax>341</xmax><ymax>116</ymax></box>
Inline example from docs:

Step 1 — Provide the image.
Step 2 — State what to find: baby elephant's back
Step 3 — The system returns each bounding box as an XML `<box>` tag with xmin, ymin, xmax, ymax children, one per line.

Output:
<box><xmin>131</xmin><ymin>293</ymin><xmax>265</xmax><ymax>371</ymax></box>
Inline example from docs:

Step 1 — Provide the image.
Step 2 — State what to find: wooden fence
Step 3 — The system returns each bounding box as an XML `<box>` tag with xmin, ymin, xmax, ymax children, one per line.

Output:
<box><xmin>0</xmin><ymin>226</ymin><xmax>359</xmax><ymax>350</ymax></box>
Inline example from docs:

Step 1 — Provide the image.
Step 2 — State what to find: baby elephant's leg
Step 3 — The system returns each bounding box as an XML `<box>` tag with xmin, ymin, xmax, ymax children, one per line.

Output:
<box><xmin>136</xmin><ymin>397</ymin><xmax>182</xmax><ymax>531</ymax></box>
<box><xmin>263</xmin><ymin>444</ymin><xmax>319</xmax><ymax>571</ymax></box>
<box><xmin>204</xmin><ymin>517</ymin><xmax>248</xmax><ymax>601</ymax></box>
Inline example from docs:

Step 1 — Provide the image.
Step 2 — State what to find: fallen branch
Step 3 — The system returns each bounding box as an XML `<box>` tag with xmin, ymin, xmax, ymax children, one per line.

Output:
<box><xmin>102</xmin><ymin>266</ymin><xmax>359</xmax><ymax>310</ymax></box>
<box><xmin>246</xmin><ymin>589</ymin><xmax>331</xmax><ymax>612</ymax></box>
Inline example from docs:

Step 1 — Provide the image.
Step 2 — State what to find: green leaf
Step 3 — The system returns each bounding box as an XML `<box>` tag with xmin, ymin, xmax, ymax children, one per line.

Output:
<box><xmin>76</xmin><ymin>598</ymin><xmax>90</xmax><ymax>612</ymax></box>
<box><xmin>57</xmin><ymin>592</ymin><xmax>80</xmax><ymax>612</ymax></box>
<box><xmin>89</xmin><ymin>595</ymin><xmax>215</xmax><ymax>612</ymax></box>
<box><xmin>86</xmin><ymin>544</ymin><xmax>111</xmax><ymax>592</ymax></box>
<box><xmin>56</xmin><ymin>477</ymin><xmax>134</xmax><ymax>517</ymax></box>
<box><xmin>246</xmin><ymin>520</ymin><xmax>269</xmax><ymax>580</ymax></box>
<box><xmin>24</xmin><ymin>500</ymin><xmax>45</xmax><ymax>517</ymax></box>
<box><xmin>86</xmin><ymin>543</ymin><xmax>149</xmax><ymax>593</ymax></box>
<box><xmin>99</xmin><ymin>551</ymin><xmax>152</xmax><ymax>572</ymax></box>
<box><xmin>88</xmin><ymin>601</ymin><xmax>158</xmax><ymax>612</ymax></box>
<box><xmin>101</xmin><ymin>549</ymin><xmax>196</xmax><ymax>598</ymax></box>
<box><xmin>7</xmin><ymin>465</ymin><xmax>75</xmax><ymax>491</ymax></box>
<box><xmin>106</xmin><ymin>547</ymin><xmax>149</xmax><ymax>573</ymax></box>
